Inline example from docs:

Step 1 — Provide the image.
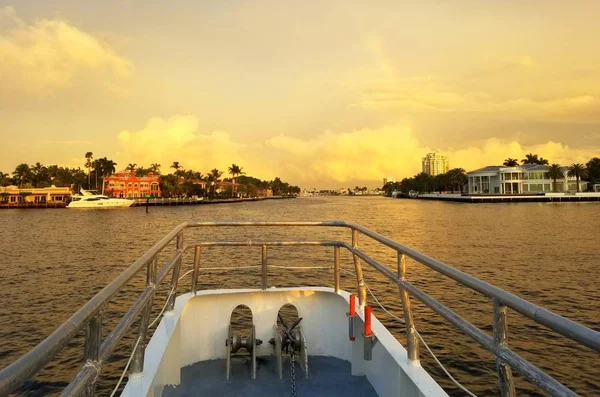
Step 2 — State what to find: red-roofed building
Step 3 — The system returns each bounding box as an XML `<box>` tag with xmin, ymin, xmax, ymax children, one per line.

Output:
<box><xmin>104</xmin><ymin>172</ymin><xmax>161</xmax><ymax>198</ymax></box>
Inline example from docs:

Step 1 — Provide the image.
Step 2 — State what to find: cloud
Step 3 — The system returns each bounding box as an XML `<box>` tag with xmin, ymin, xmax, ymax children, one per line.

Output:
<box><xmin>0</xmin><ymin>6</ymin><xmax>132</xmax><ymax>96</ymax></box>
<box><xmin>116</xmin><ymin>115</ymin><xmax>599</xmax><ymax>187</ymax></box>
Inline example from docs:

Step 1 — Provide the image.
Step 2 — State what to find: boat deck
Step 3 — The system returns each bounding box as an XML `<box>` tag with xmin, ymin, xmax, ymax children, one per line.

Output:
<box><xmin>162</xmin><ymin>356</ymin><xmax>377</xmax><ymax>397</ymax></box>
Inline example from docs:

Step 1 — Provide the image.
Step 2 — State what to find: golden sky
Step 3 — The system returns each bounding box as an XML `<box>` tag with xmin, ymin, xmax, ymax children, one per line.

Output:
<box><xmin>1</xmin><ymin>1</ymin><xmax>599</xmax><ymax>188</ymax></box>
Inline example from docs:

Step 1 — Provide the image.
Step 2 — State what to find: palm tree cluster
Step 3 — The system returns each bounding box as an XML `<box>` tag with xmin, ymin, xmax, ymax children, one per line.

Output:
<box><xmin>502</xmin><ymin>153</ymin><xmax>598</xmax><ymax>192</ymax></box>
<box><xmin>1</xmin><ymin>163</ymin><xmax>88</xmax><ymax>190</ymax></box>
<box><xmin>383</xmin><ymin>168</ymin><xmax>468</xmax><ymax>195</ymax></box>
<box><xmin>155</xmin><ymin>162</ymin><xmax>300</xmax><ymax>198</ymax></box>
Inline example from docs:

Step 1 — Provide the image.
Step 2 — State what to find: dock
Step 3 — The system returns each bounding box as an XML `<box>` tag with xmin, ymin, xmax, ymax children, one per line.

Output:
<box><xmin>0</xmin><ymin>202</ymin><xmax>67</xmax><ymax>209</ymax></box>
<box><xmin>131</xmin><ymin>196</ymin><xmax>295</xmax><ymax>207</ymax></box>
<box><xmin>0</xmin><ymin>196</ymin><xmax>294</xmax><ymax>209</ymax></box>
<box><xmin>409</xmin><ymin>193</ymin><xmax>600</xmax><ymax>203</ymax></box>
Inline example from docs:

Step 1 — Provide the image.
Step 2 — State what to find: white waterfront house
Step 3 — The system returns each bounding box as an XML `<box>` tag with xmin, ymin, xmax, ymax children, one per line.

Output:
<box><xmin>467</xmin><ymin>164</ymin><xmax>587</xmax><ymax>194</ymax></box>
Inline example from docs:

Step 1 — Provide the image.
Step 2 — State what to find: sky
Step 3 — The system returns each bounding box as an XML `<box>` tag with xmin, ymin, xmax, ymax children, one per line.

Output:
<box><xmin>1</xmin><ymin>0</ymin><xmax>599</xmax><ymax>188</ymax></box>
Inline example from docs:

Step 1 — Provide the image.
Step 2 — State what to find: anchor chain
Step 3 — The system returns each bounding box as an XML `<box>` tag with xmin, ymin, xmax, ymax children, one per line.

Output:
<box><xmin>290</xmin><ymin>349</ymin><xmax>297</xmax><ymax>397</ymax></box>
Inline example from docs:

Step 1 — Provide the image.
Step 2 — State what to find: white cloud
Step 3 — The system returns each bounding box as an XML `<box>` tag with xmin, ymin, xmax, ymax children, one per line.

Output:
<box><xmin>115</xmin><ymin>115</ymin><xmax>599</xmax><ymax>187</ymax></box>
<box><xmin>0</xmin><ymin>7</ymin><xmax>132</xmax><ymax>96</ymax></box>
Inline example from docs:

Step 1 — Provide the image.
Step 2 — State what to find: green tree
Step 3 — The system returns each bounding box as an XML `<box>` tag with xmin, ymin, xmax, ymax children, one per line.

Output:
<box><xmin>85</xmin><ymin>152</ymin><xmax>93</xmax><ymax>188</ymax></box>
<box><xmin>135</xmin><ymin>167</ymin><xmax>151</xmax><ymax>177</ymax></box>
<box><xmin>13</xmin><ymin>163</ymin><xmax>31</xmax><ymax>187</ymax></box>
<box><xmin>170</xmin><ymin>162</ymin><xmax>182</xmax><ymax>173</ymax></box>
<box><xmin>96</xmin><ymin>158</ymin><xmax>117</xmax><ymax>194</ymax></box>
<box><xmin>521</xmin><ymin>153</ymin><xmax>540</xmax><ymax>165</ymax></box>
<box><xmin>447</xmin><ymin>168</ymin><xmax>467</xmax><ymax>193</ymax></box>
<box><xmin>586</xmin><ymin>157</ymin><xmax>600</xmax><ymax>190</ymax></box>
<box><xmin>126</xmin><ymin>163</ymin><xmax>137</xmax><ymax>173</ymax></box>
<box><xmin>206</xmin><ymin>168</ymin><xmax>223</xmax><ymax>197</ymax></box>
<box><xmin>547</xmin><ymin>164</ymin><xmax>564</xmax><ymax>192</ymax></box>
<box><xmin>228</xmin><ymin>164</ymin><xmax>244</xmax><ymax>197</ymax></box>
<box><xmin>503</xmin><ymin>158</ymin><xmax>519</xmax><ymax>167</ymax></box>
<box><xmin>0</xmin><ymin>172</ymin><xmax>11</xmax><ymax>186</ymax></box>
<box><xmin>567</xmin><ymin>163</ymin><xmax>589</xmax><ymax>192</ymax></box>
<box><xmin>150</xmin><ymin>163</ymin><xmax>161</xmax><ymax>174</ymax></box>
<box><xmin>31</xmin><ymin>162</ymin><xmax>50</xmax><ymax>187</ymax></box>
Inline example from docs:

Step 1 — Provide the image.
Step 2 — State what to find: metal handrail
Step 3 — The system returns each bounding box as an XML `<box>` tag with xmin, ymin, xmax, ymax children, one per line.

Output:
<box><xmin>0</xmin><ymin>221</ymin><xmax>597</xmax><ymax>397</ymax></box>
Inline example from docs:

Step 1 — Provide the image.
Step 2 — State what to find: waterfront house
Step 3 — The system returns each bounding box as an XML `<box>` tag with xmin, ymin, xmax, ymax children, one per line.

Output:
<box><xmin>0</xmin><ymin>185</ymin><xmax>72</xmax><ymax>207</ymax></box>
<box><xmin>104</xmin><ymin>172</ymin><xmax>161</xmax><ymax>198</ymax></box>
<box><xmin>467</xmin><ymin>164</ymin><xmax>587</xmax><ymax>194</ymax></box>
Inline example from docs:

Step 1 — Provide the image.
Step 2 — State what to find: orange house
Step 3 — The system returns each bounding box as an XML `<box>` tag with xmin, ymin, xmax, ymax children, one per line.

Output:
<box><xmin>104</xmin><ymin>172</ymin><xmax>161</xmax><ymax>198</ymax></box>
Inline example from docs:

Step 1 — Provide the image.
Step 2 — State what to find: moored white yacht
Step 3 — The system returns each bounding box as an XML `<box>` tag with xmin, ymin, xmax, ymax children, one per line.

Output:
<box><xmin>67</xmin><ymin>189</ymin><xmax>134</xmax><ymax>208</ymax></box>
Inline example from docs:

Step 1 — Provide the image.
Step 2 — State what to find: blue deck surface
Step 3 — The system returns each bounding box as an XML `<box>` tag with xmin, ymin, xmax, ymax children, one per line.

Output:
<box><xmin>162</xmin><ymin>356</ymin><xmax>378</xmax><ymax>396</ymax></box>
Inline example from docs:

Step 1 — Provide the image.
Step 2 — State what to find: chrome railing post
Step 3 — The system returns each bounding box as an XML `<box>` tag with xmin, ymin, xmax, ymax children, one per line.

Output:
<box><xmin>261</xmin><ymin>245</ymin><xmax>268</xmax><ymax>290</ymax></box>
<box><xmin>130</xmin><ymin>259</ymin><xmax>157</xmax><ymax>376</ymax></box>
<box><xmin>334</xmin><ymin>246</ymin><xmax>341</xmax><ymax>293</ymax></box>
<box><xmin>351</xmin><ymin>229</ymin><xmax>367</xmax><ymax>307</ymax></box>
<box><xmin>166</xmin><ymin>234</ymin><xmax>184</xmax><ymax>312</ymax></box>
<box><xmin>191</xmin><ymin>246</ymin><xmax>201</xmax><ymax>295</ymax></box>
<box><xmin>398</xmin><ymin>252</ymin><xmax>419</xmax><ymax>362</ymax></box>
<box><xmin>494</xmin><ymin>299</ymin><xmax>516</xmax><ymax>397</ymax></box>
<box><xmin>82</xmin><ymin>311</ymin><xmax>103</xmax><ymax>396</ymax></box>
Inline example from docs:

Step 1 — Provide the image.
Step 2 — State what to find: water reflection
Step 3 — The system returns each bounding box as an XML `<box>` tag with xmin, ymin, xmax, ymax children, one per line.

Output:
<box><xmin>0</xmin><ymin>197</ymin><xmax>599</xmax><ymax>396</ymax></box>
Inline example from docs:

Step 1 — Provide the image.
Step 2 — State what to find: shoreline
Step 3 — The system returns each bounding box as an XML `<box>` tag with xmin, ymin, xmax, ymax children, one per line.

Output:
<box><xmin>0</xmin><ymin>195</ymin><xmax>295</xmax><ymax>209</ymax></box>
<box><xmin>398</xmin><ymin>193</ymin><xmax>600</xmax><ymax>203</ymax></box>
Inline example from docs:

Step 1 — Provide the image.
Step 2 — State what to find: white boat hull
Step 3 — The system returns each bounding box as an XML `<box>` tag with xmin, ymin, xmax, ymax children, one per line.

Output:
<box><xmin>122</xmin><ymin>287</ymin><xmax>448</xmax><ymax>397</ymax></box>
<box><xmin>67</xmin><ymin>199</ymin><xmax>134</xmax><ymax>208</ymax></box>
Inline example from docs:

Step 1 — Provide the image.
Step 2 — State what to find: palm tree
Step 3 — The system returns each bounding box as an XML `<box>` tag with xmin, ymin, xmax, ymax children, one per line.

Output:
<box><xmin>13</xmin><ymin>163</ymin><xmax>31</xmax><ymax>188</ymax></box>
<box><xmin>30</xmin><ymin>162</ymin><xmax>50</xmax><ymax>187</ymax></box>
<box><xmin>538</xmin><ymin>157</ymin><xmax>549</xmax><ymax>165</ymax></box>
<box><xmin>85</xmin><ymin>152</ymin><xmax>93</xmax><ymax>188</ymax></box>
<box><xmin>228</xmin><ymin>164</ymin><xmax>244</xmax><ymax>197</ymax></box>
<box><xmin>170</xmin><ymin>162</ymin><xmax>181</xmax><ymax>174</ymax></box>
<box><xmin>547</xmin><ymin>164</ymin><xmax>564</xmax><ymax>192</ymax></box>
<box><xmin>99</xmin><ymin>158</ymin><xmax>117</xmax><ymax>194</ymax></box>
<box><xmin>521</xmin><ymin>153</ymin><xmax>540</xmax><ymax>165</ymax></box>
<box><xmin>0</xmin><ymin>172</ymin><xmax>10</xmax><ymax>186</ymax></box>
<box><xmin>151</xmin><ymin>163</ymin><xmax>161</xmax><ymax>174</ymax></box>
<box><xmin>126</xmin><ymin>163</ymin><xmax>137</xmax><ymax>173</ymax></box>
<box><xmin>207</xmin><ymin>168</ymin><xmax>223</xmax><ymax>197</ymax></box>
<box><xmin>503</xmin><ymin>158</ymin><xmax>519</xmax><ymax>167</ymax></box>
<box><xmin>567</xmin><ymin>163</ymin><xmax>589</xmax><ymax>192</ymax></box>
<box><xmin>447</xmin><ymin>168</ymin><xmax>467</xmax><ymax>193</ymax></box>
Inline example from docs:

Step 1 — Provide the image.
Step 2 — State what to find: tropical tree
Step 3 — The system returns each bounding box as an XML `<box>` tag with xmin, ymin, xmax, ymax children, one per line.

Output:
<box><xmin>96</xmin><ymin>158</ymin><xmax>117</xmax><ymax>194</ymax></box>
<box><xmin>13</xmin><ymin>163</ymin><xmax>31</xmax><ymax>187</ymax></box>
<box><xmin>567</xmin><ymin>163</ymin><xmax>589</xmax><ymax>192</ymax></box>
<box><xmin>30</xmin><ymin>162</ymin><xmax>50</xmax><ymax>187</ymax></box>
<box><xmin>503</xmin><ymin>158</ymin><xmax>519</xmax><ymax>167</ymax></box>
<box><xmin>0</xmin><ymin>172</ymin><xmax>11</xmax><ymax>186</ymax></box>
<box><xmin>447</xmin><ymin>168</ymin><xmax>467</xmax><ymax>193</ymax></box>
<box><xmin>547</xmin><ymin>164</ymin><xmax>564</xmax><ymax>192</ymax></box>
<box><xmin>126</xmin><ymin>163</ymin><xmax>137</xmax><ymax>173</ymax></box>
<box><xmin>228</xmin><ymin>164</ymin><xmax>245</xmax><ymax>197</ymax></box>
<box><xmin>85</xmin><ymin>152</ymin><xmax>93</xmax><ymax>188</ymax></box>
<box><xmin>538</xmin><ymin>157</ymin><xmax>549</xmax><ymax>165</ymax></box>
<box><xmin>521</xmin><ymin>153</ymin><xmax>540</xmax><ymax>165</ymax></box>
<box><xmin>170</xmin><ymin>162</ymin><xmax>182</xmax><ymax>173</ymax></box>
<box><xmin>206</xmin><ymin>168</ymin><xmax>223</xmax><ymax>197</ymax></box>
<box><xmin>586</xmin><ymin>157</ymin><xmax>600</xmax><ymax>189</ymax></box>
<box><xmin>135</xmin><ymin>167</ymin><xmax>152</xmax><ymax>177</ymax></box>
<box><xmin>71</xmin><ymin>167</ymin><xmax>88</xmax><ymax>192</ymax></box>
<box><xmin>150</xmin><ymin>163</ymin><xmax>161</xmax><ymax>174</ymax></box>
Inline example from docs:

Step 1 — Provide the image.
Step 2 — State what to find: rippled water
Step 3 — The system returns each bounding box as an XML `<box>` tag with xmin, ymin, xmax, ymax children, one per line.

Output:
<box><xmin>1</xmin><ymin>197</ymin><xmax>599</xmax><ymax>396</ymax></box>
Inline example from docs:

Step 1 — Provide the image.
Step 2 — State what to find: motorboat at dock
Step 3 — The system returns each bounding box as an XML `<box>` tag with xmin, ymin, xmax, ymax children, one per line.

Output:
<box><xmin>67</xmin><ymin>189</ymin><xmax>134</xmax><ymax>208</ymax></box>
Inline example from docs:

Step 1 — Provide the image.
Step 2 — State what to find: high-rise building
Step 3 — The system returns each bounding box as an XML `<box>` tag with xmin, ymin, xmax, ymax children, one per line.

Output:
<box><xmin>422</xmin><ymin>152</ymin><xmax>449</xmax><ymax>176</ymax></box>
<box><xmin>383</xmin><ymin>177</ymin><xmax>395</xmax><ymax>186</ymax></box>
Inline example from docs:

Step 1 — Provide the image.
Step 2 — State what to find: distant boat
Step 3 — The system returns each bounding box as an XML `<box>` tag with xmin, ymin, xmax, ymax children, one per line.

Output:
<box><xmin>66</xmin><ymin>189</ymin><xmax>134</xmax><ymax>208</ymax></box>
